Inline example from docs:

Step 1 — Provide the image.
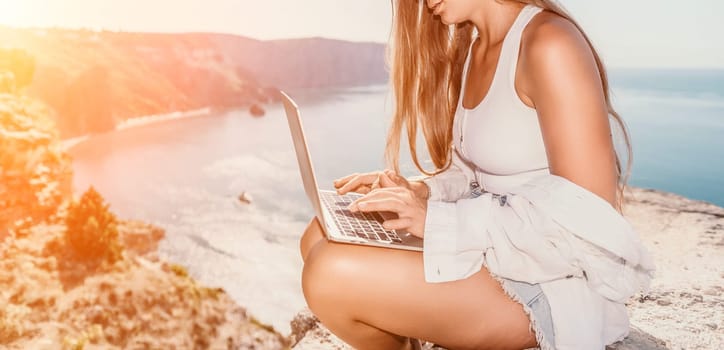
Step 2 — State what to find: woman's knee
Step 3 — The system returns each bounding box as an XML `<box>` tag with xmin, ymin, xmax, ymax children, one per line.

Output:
<box><xmin>301</xmin><ymin>243</ymin><xmax>360</xmax><ymax>313</ymax></box>
<box><xmin>300</xmin><ymin>216</ymin><xmax>325</xmax><ymax>262</ymax></box>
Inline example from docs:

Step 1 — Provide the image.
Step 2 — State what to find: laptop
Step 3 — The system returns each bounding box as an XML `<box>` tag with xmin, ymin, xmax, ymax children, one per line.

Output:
<box><xmin>280</xmin><ymin>90</ymin><xmax>424</xmax><ymax>251</ymax></box>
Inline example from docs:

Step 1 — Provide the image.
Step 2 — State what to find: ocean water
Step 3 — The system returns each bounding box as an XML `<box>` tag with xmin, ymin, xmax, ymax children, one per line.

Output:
<box><xmin>68</xmin><ymin>69</ymin><xmax>724</xmax><ymax>334</ymax></box>
<box><xmin>608</xmin><ymin>69</ymin><xmax>724</xmax><ymax>205</ymax></box>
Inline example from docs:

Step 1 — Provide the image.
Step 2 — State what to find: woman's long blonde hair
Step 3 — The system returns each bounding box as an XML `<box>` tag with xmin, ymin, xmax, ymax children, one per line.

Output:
<box><xmin>384</xmin><ymin>0</ymin><xmax>633</xmax><ymax>213</ymax></box>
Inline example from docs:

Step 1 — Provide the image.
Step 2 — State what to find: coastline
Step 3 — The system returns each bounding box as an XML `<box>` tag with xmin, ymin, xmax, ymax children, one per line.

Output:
<box><xmin>115</xmin><ymin>107</ymin><xmax>212</xmax><ymax>131</ymax></box>
<box><xmin>59</xmin><ymin>107</ymin><xmax>213</xmax><ymax>151</ymax></box>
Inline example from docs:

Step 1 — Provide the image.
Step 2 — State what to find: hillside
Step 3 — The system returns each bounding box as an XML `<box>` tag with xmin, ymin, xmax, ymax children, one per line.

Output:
<box><xmin>0</xmin><ymin>92</ymin><xmax>289</xmax><ymax>349</ymax></box>
<box><xmin>0</xmin><ymin>220</ymin><xmax>289</xmax><ymax>349</ymax></box>
<box><xmin>211</xmin><ymin>35</ymin><xmax>389</xmax><ymax>88</ymax></box>
<box><xmin>0</xmin><ymin>27</ymin><xmax>388</xmax><ymax>137</ymax></box>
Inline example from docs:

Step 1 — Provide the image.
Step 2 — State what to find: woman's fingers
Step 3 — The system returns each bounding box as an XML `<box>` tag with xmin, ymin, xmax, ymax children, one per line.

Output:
<box><xmin>370</xmin><ymin>173</ymin><xmax>381</xmax><ymax>190</ymax></box>
<box><xmin>352</xmin><ymin>198</ymin><xmax>405</xmax><ymax>214</ymax></box>
<box><xmin>335</xmin><ymin>172</ymin><xmax>381</xmax><ymax>194</ymax></box>
<box><xmin>347</xmin><ymin>186</ymin><xmax>427</xmax><ymax>238</ymax></box>
<box><xmin>349</xmin><ymin>196</ymin><xmax>407</xmax><ymax>214</ymax></box>
<box><xmin>355</xmin><ymin>185</ymin><xmax>372</xmax><ymax>194</ymax></box>
<box><xmin>377</xmin><ymin>171</ymin><xmax>398</xmax><ymax>188</ymax></box>
<box><xmin>383</xmin><ymin>169</ymin><xmax>399</xmax><ymax>181</ymax></box>
<box><xmin>333</xmin><ymin>172</ymin><xmax>359</xmax><ymax>189</ymax></box>
<box><xmin>380</xmin><ymin>217</ymin><xmax>412</xmax><ymax>231</ymax></box>
<box><xmin>348</xmin><ymin>187</ymin><xmax>405</xmax><ymax>208</ymax></box>
<box><xmin>334</xmin><ymin>169</ymin><xmax>412</xmax><ymax>195</ymax></box>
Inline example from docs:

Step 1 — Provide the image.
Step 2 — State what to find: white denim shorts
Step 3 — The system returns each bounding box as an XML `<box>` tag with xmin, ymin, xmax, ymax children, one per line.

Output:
<box><xmin>471</xmin><ymin>191</ymin><xmax>556</xmax><ymax>349</ymax></box>
<box><xmin>497</xmin><ymin>277</ymin><xmax>556</xmax><ymax>350</ymax></box>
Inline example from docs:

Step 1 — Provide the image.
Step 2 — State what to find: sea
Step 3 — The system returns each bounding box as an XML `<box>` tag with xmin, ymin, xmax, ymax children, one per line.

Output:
<box><xmin>68</xmin><ymin>69</ymin><xmax>724</xmax><ymax>334</ymax></box>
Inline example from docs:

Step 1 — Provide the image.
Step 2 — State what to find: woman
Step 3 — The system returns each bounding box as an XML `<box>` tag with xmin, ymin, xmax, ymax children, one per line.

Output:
<box><xmin>300</xmin><ymin>1</ymin><xmax>646</xmax><ymax>349</ymax></box>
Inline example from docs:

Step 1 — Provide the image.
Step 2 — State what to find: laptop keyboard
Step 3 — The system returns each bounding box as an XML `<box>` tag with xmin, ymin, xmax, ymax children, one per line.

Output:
<box><xmin>319</xmin><ymin>191</ymin><xmax>403</xmax><ymax>243</ymax></box>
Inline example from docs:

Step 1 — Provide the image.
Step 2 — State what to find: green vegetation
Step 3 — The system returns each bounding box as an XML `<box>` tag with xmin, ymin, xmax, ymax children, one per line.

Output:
<box><xmin>0</xmin><ymin>92</ymin><xmax>72</xmax><ymax>233</ymax></box>
<box><xmin>0</xmin><ymin>49</ymin><xmax>73</xmax><ymax>235</ymax></box>
<box><xmin>0</xmin><ymin>48</ymin><xmax>35</xmax><ymax>90</ymax></box>
<box><xmin>169</xmin><ymin>263</ymin><xmax>190</xmax><ymax>278</ymax></box>
<box><xmin>64</xmin><ymin>186</ymin><xmax>123</xmax><ymax>264</ymax></box>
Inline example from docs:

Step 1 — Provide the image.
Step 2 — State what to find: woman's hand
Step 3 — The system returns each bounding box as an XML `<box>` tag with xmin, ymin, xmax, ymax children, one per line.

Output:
<box><xmin>347</xmin><ymin>186</ymin><xmax>428</xmax><ymax>238</ymax></box>
<box><xmin>334</xmin><ymin>169</ymin><xmax>401</xmax><ymax>195</ymax></box>
<box><xmin>335</xmin><ymin>169</ymin><xmax>429</xmax><ymax>199</ymax></box>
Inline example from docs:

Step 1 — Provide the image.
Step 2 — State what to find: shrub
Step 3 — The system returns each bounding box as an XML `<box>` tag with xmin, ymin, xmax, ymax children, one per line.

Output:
<box><xmin>64</xmin><ymin>186</ymin><xmax>122</xmax><ymax>263</ymax></box>
<box><xmin>169</xmin><ymin>263</ymin><xmax>189</xmax><ymax>278</ymax></box>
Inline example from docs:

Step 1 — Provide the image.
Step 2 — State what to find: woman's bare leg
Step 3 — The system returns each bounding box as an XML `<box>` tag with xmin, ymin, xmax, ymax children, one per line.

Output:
<box><xmin>300</xmin><ymin>216</ymin><xmax>326</xmax><ymax>263</ymax></box>
<box><xmin>300</xmin><ymin>218</ymin><xmax>411</xmax><ymax>348</ymax></box>
<box><xmin>300</xmin><ymin>235</ymin><xmax>538</xmax><ymax>350</ymax></box>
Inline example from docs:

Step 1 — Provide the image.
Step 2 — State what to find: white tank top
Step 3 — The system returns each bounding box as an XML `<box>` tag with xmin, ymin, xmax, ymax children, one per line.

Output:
<box><xmin>453</xmin><ymin>4</ymin><xmax>549</xmax><ymax>195</ymax></box>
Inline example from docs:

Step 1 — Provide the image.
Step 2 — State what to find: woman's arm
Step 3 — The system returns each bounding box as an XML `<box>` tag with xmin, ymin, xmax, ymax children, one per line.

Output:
<box><xmin>519</xmin><ymin>13</ymin><xmax>619</xmax><ymax>207</ymax></box>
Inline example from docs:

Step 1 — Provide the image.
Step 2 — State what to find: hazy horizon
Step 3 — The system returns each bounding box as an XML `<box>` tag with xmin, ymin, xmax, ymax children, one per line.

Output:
<box><xmin>1</xmin><ymin>26</ymin><xmax>722</xmax><ymax>71</ymax></box>
<box><xmin>1</xmin><ymin>0</ymin><xmax>723</xmax><ymax>69</ymax></box>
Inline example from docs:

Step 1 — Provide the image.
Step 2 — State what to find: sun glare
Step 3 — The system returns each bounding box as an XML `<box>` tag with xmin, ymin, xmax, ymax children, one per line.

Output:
<box><xmin>0</xmin><ymin>2</ymin><xmax>34</xmax><ymax>27</ymax></box>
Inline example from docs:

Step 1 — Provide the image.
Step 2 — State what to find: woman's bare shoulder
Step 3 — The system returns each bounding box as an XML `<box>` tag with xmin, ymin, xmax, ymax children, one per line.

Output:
<box><xmin>522</xmin><ymin>10</ymin><xmax>593</xmax><ymax>58</ymax></box>
<box><xmin>516</xmin><ymin>9</ymin><xmax>602</xmax><ymax>99</ymax></box>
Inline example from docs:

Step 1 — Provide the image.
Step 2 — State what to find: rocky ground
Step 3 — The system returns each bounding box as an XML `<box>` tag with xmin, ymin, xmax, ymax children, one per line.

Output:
<box><xmin>0</xmin><ymin>220</ymin><xmax>289</xmax><ymax>349</ymax></box>
<box><xmin>288</xmin><ymin>186</ymin><xmax>724</xmax><ymax>350</ymax></box>
<box><xmin>623</xmin><ymin>187</ymin><xmax>723</xmax><ymax>349</ymax></box>
<box><xmin>1</xmin><ymin>183</ymin><xmax>720</xmax><ymax>350</ymax></box>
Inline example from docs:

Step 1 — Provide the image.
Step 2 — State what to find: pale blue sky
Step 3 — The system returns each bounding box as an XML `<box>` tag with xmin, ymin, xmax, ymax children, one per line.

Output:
<box><xmin>0</xmin><ymin>0</ymin><xmax>722</xmax><ymax>68</ymax></box>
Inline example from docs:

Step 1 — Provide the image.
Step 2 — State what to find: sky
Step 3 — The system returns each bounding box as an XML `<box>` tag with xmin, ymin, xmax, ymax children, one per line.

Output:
<box><xmin>0</xmin><ymin>0</ymin><xmax>722</xmax><ymax>68</ymax></box>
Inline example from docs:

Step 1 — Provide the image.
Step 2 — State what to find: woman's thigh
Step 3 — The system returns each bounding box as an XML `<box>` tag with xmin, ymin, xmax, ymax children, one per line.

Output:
<box><xmin>302</xmin><ymin>238</ymin><xmax>538</xmax><ymax>350</ymax></box>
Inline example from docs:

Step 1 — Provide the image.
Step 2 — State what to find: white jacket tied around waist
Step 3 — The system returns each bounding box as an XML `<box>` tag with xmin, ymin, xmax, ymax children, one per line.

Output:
<box><xmin>411</xmin><ymin>159</ymin><xmax>656</xmax><ymax>349</ymax></box>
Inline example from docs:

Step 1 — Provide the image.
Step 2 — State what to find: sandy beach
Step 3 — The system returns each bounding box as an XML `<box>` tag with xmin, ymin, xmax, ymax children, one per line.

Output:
<box><xmin>60</xmin><ymin>107</ymin><xmax>212</xmax><ymax>151</ymax></box>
